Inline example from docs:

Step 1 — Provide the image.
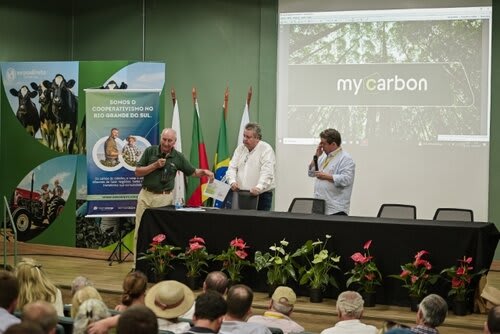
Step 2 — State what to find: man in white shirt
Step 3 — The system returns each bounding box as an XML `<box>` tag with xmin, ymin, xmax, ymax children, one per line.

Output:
<box><xmin>0</xmin><ymin>271</ymin><xmax>21</xmax><ymax>334</ymax></box>
<box><xmin>320</xmin><ymin>291</ymin><xmax>376</xmax><ymax>334</ymax></box>
<box><xmin>248</xmin><ymin>286</ymin><xmax>304</xmax><ymax>334</ymax></box>
<box><xmin>226</xmin><ymin>122</ymin><xmax>276</xmax><ymax>211</ymax></box>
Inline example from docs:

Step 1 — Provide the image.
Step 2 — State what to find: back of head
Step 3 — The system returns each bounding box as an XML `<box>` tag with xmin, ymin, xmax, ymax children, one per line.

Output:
<box><xmin>15</xmin><ymin>258</ymin><xmax>57</xmax><ymax>310</ymax></box>
<box><xmin>73</xmin><ymin>299</ymin><xmax>110</xmax><ymax>334</ymax></box>
<box><xmin>71</xmin><ymin>286</ymin><xmax>103</xmax><ymax>318</ymax></box>
<box><xmin>194</xmin><ymin>290</ymin><xmax>228</xmax><ymax>321</ymax></box>
<box><xmin>71</xmin><ymin>276</ymin><xmax>93</xmax><ymax>296</ymax></box>
<box><xmin>271</xmin><ymin>286</ymin><xmax>296</xmax><ymax>315</ymax></box>
<box><xmin>0</xmin><ymin>270</ymin><xmax>19</xmax><ymax>310</ymax></box>
<box><xmin>336</xmin><ymin>291</ymin><xmax>364</xmax><ymax>319</ymax></box>
<box><xmin>418</xmin><ymin>294</ymin><xmax>448</xmax><ymax>328</ymax></box>
<box><xmin>204</xmin><ymin>271</ymin><xmax>229</xmax><ymax>294</ymax></box>
<box><xmin>117</xmin><ymin>304</ymin><xmax>158</xmax><ymax>334</ymax></box>
<box><xmin>487</xmin><ymin>305</ymin><xmax>500</xmax><ymax>334</ymax></box>
<box><xmin>226</xmin><ymin>284</ymin><xmax>253</xmax><ymax>320</ymax></box>
<box><xmin>121</xmin><ymin>271</ymin><xmax>147</xmax><ymax>306</ymax></box>
<box><xmin>4</xmin><ymin>322</ymin><xmax>44</xmax><ymax>334</ymax></box>
<box><xmin>22</xmin><ymin>301</ymin><xmax>58</xmax><ymax>334</ymax></box>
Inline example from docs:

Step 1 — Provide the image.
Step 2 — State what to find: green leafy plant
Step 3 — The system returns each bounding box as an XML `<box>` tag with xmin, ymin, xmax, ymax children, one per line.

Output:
<box><xmin>346</xmin><ymin>240</ymin><xmax>382</xmax><ymax>293</ymax></box>
<box><xmin>293</xmin><ymin>234</ymin><xmax>340</xmax><ymax>290</ymax></box>
<box><xmin>214</xmin><ymin>237</ymin><xmax>251</xmax><ymax>283</ymax></box>
<box><xmin>389</xmin><ymin>250</ymin><xmax>439</xmax><ymax>298</ymax></box>
<box><xmin>177</xmin><ymin>236</ymin><xmax>210</xmax><ymax>278</ymax></box>
<box><xmin>441</xmin><ymin>256</ymin><xmax>487</xmax><ymax>301</ymax></box>
<box><xmin>138</xmin><ymin>233</ymin><xmax>180</xmax><ymax>274</ymax></box>
<box><xmin>254</xmin><ymin>239</ymin><xmax>299</xmax><ymax>286</ymax></box>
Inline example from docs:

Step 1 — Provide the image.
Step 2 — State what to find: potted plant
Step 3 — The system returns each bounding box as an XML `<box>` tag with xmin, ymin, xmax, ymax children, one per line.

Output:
<box><xmin>293</xmin><ymin>234</ymin><xmax>341</xmax><ymax>303</ymax></box>
<box><xmin>440</xmin><ymin>256</ymin><xmax>487</xmax><ymax>316</ymax></box>
<box><xmin>345</xmin><ymin>240</ymin><xmax>382</xmax><ymax>307</ymax></box>
<box><xmin>254</xmin><ymin>238</ymin><xmax>299</xmax><ymax>294</ymax></box>
<box><xmin>389</xmin><ymin>250</ymin><xmax>439</xmax><ymax>311</ymax></box>
<box><xmin>213</xmin><ymin>237</ymin><xmax>252</xmax><ymax>284</ymax></box>
<box><xmin>177</xmin><ymin>235</ymin><xmax>210</xmax><ymax>290</ymax></box>
<box><xmin>137</xmin><ymin>233</ymin><xmax>180</xmax><ymax>282</ymax></box>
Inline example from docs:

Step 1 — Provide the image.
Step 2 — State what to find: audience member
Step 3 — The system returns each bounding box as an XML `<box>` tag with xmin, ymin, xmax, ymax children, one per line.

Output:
<box><xmin>15</xmin><ymin>258</ymin><xmax>64</xmax><ymax>316</ymax></box>
<box><xmin>185</xmin><ymin>290</ymin><xmax>227</xmax><ymax>334</ymax></box>
<box><xmin>4</xmin><ymin>323</ymin><xmax>44</xmax><ymax>334</ymax></box>
<box><xmin>385</xmin><ymin>329</ymin><xmax>413</xmax><ymax>334</ymax></box>
<box><xmin>485</xmin><ymin>305</ymin><xmax>500</xmax><ymax>333</ymax></box>
<box><xmin>71</xmin><ymin>276</ymin><xmax>94</xmax><ymax>296</ymax></box>
<box><xmin>21</xmin><ymin>301</ymin><xmax>58</xmax><ymax>334</ymax></box>
<box><xmin>248</xmin><ymin>286</ymin><xmax>304</xmax><ymax>334</ymax></box>
<box><xmin>378</xmin><ymin>320</ymin><xmax>410</xmax><ymax>334</ymax></box>
<box><xmin>144</xmin><ymin>280</ymin><xmax>195</xmax><ymax>333</ymax></box>
<box><xmin>182</xmin><ymin>271</ymin><xmax>229</xmax><ymax>319</ymax></box>
<box><xmin>117</xmin><ymin>304</ymin><xmax>158</xmax><ymax>334</ymax></box>
<box><xmin>115</xmin><ymin>271</ymin><xmax>147</xmax><ymax>311</ymax></box>
<box><xmin>0</xmin><ymin>270</ymin><xmax>21</xmax><ymax>334</ymax></box>
<box><xmin>320</xmin><ymin>291</ymin><xmax>377</xmax><ymax>334</ymax></box>
<box><xmin>71</xmin><ymin>286</ymin><xmax>103</xmax><ymax>318</ymax></box>
<box><xmin>411</xmin><ymin>294</ymin><xmax>447</xmax><ymax>334</ymax></box>
<box><xmin>73</xmin><ymin>299</ymin><xmax>110</xmax><ymax>334</ymax></box>
<box><xmin>219</xmin><ymin>284</ymin><xmax>272</xmax><ymax>334</ymax></box>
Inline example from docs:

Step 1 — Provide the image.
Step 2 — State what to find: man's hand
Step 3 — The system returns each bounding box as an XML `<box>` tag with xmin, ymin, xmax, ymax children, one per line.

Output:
<box><xmin>250</xmin><ymin>187</ymin><xmax>260</xmax><ymax>196</ymax></box>
<box><xmin>156</xmin><ymin>158</ymin><xmax>166</xmax><ymax>169</ymax></box>
<box><xmin>230</xmin><ymin>182</ymin><xmax>239</xmax><ymax>191</ymax></box>
<box><xmin>205</xmin><ymin>170</ymin><xmax>215</xmax><ymax>182</ymax></box>
<box><xmin>314</xmin><ymin>171</ymin><xmax>333</xmax><ymax>181</ymax></box>
<box><xmin>315</xmin><ymin>144</ymin><xmax>323</xmax><ymax>157</ymax></box>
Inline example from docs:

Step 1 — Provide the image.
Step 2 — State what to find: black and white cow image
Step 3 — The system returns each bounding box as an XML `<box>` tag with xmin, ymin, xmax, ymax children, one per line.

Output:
<box><xmin>31</xmin><ymin>81</ymin><xmax>57</xmax><ymax>150</ymax></box>
<box><xmin>9</xmin><ymin>85</ymin><xmax>40</xmax><ymax>137</ymax></box>
<box><xmin>100</xmin><ymin>80</ymin><xmax>128</xmax><ymax>90</ymax></box>
<box><xmin>50</xmin><ymin>74</ymin><xmax>78</xmax><ymax>153</ymax></box>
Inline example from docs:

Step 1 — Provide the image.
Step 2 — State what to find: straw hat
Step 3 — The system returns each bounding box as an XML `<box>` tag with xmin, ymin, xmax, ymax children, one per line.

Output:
<box><xmin>145</xmin><ymin>280</ymin><xmax>195</xmax><ymax>319</ymax></box>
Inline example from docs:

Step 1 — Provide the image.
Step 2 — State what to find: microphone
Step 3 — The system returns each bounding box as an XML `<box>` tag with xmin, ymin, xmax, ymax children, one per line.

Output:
<box><xmin>313</xmin><ymin>155</ymin><xmax>319</xmax><ymax>171</ymax></box>
<box><xmin>160</xmin><ymin>152</ymin><xmax>168</xmax><ymax>183</ymax></box>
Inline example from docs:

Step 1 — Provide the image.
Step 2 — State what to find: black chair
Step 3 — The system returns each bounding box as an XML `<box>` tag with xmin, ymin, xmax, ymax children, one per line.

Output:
<box><xmin>377</xmin><ymin>204</ymin><xmax>416</xmax><ymax>219</ymax></box>
<box><xmin>268</xmin><ymin>327</ymin><xmax>284</xmax><ymax>334</ymax></box>
<box><xmin>433</xmin><ymin>208</ymin><xmax>474</xmax><ymax>222</ymax></box>
<box><xmin>231</xmin><ymin>190</ymin><xmax>259</xmax><ymax>210</ymax></box>
<box><xmin>288</xmin><ymin>198</ymin><xmax>326</xmax><ymax>214</ymax></box>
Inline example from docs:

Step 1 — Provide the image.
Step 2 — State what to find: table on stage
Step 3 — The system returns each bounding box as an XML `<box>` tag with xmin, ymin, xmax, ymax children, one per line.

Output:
<box><xmin>136</xmin><ymin>207</ymin><xmax>499</xmax><ymax>306</ymax></box>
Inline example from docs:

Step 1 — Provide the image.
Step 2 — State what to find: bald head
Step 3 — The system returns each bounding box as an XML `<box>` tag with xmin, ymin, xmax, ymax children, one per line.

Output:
<box><xmin>22</xmin><ymin>301</ymin><xmax>58</xmax><ymax>334</ymax></box>
<box><xmin>204</xmin><ymin>271</ymin><xmax>229</xmax><ymax>295</ymax></box>
<box><xmin>160</xmin><ymin>128</ymin><xmax>177</xmax><ymax>153</ymax></box>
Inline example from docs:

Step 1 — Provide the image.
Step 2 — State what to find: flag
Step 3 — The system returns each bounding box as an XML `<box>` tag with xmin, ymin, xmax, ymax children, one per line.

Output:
<box><xmin>213</xmin><ymin>90</ymin><xmax>230</xmax><ymax>208</ymax></box>
<box><xmin>186</xmin><ymin>98</ymin><xmax>210</xmax><ymax>206</ymax></box>
<box><xmin>236</xmin><ymin>87</ymin><xmax>252</xmax><ymax>148</ymax></box>
<box><xmin>171</xmin><ymin>98</ymin><xmax>185</xmax><ymax>202</ymax></box>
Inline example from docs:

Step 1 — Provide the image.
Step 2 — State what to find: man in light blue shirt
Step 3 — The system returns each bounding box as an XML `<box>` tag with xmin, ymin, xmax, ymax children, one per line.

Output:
<box><xmin>308</xmin><ymin>128</ymin><xmax>355</xmax><ymax>215</ymax></box>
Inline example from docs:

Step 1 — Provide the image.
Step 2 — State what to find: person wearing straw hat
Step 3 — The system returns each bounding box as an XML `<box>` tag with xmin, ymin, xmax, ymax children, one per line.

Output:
<box><xmin>145</xmin><ymin>280</ymin><xmax>195</xmax><ymax>333</ymax></box>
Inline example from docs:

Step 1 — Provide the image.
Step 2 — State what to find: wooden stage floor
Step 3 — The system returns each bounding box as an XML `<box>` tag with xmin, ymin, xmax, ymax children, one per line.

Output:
<box><xmin>1</xmin><ymin>241</ymin><xmax>498</xmax><ymax>334</ymax></box>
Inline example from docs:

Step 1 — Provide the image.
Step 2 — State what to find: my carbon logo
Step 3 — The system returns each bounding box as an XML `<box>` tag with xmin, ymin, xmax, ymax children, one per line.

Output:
<box><xmin>337</xmin><ymin>74</ymin><xmax>428</xmax><ymax>96</ymax></box>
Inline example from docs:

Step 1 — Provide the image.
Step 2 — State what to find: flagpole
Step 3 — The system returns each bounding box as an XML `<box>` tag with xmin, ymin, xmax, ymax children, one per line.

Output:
<box><xmin>192</xmin><ymin>87</ymin><xmax>197</xmax><ymax>103</ymax></box>
<box><xmin>224</xmin><ymin>87</ymin><xmax>229</xmax><ymax>118</ymax></box>
<box><xmin>247</xmin><ymin>86</ymin><xmax>253</xmax><ymax>108</ymax></box>
<box><xmin>171</xmin><ymin>88</ymin><xmax>176</xmax><ymax>107</ymax></box>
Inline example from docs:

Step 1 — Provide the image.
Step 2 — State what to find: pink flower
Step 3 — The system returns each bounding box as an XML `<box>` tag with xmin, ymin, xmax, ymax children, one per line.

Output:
<box><xmin>411</xmin><ymin>275</ymin><xmax>419</xmax><ymax>284</ymax></box>
<box><xmin>152</xmin><ymin>234</ymin><xmax>166</xmax><ymax>244</ymax></box>
<box><xmin>188</xmin><ymin>242</ymin><xmax>205</xmax><ymax>252</ymax></box>
<box><xmin>452</xmin><ymin>277</ymin><xmax>464</xmax><ymax>288</ymax></box>
<box><xmin>400</xmin><ymin>270</ymin><xmax>411</xmax><ymax>278</ymax></box>
<box><xmin>363</xmin><ymin>240</ymin><xmax>372</xmax><ymax>250</ymax></box>
<box><xmin>456</xmin><ymin>267</ymin><xmax>465</xmax><ymax>276</ymax></box>
<box><xmin>189</xmin><ymin>236</ymin><xmax>205</xmax><ymax>244</ymax></box>
<box><xmin>235</xmin><ymin>250</ymin><xmax>248</xmax><ymax>260</ymax></box>
<box><xmin>351</xmin><ymin>252</ymin><xmax>365</xmax><ymax>263</ymax></box>
<box><xmin>230</xmin><ymin>237</ymin><xmax>247</xmax><ymax>249</ymax></box>
<box><xmin>414</xmin><ymin>250</ymin><xmax>429</xmax><ymax>260</ymax></box>
<box><xmin>365</xmin><ymin>273</ymin><xmax>375</xmax><ymax>281</ymax></box>
<box><xmin>462</xmin><ymin>257</ymin><xmax>473</xmax><ymax>264</ymax></box>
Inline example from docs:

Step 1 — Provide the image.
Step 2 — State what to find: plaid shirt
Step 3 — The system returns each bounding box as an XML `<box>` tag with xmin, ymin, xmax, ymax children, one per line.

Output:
<box><xmin>411</xmin><ymin>325</ymin><xmax>439</xmax><ymax>334</ymax></box>
<box><xmin>122</xmin><ymin>144</ymin><xmax>141</xmax><ymax>162</ymax></box>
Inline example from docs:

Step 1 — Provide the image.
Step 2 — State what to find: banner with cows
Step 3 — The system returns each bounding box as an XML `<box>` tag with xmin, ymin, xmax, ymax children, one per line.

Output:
<box><xmin>0</xmin><ymin>61</ymin><xmax>166</xmax><ymax>249</ymax></box>
<box><xmin>85</xmin><ymin>89</ymin><xmax>161</xmax><ymax>216</ymax></box>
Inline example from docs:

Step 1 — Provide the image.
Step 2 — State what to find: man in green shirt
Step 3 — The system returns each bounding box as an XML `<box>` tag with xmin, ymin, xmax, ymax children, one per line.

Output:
<box><xmin>133</xmin><ymin>128</ymin><xmax>214</xmax><ymax>266</ymax></box>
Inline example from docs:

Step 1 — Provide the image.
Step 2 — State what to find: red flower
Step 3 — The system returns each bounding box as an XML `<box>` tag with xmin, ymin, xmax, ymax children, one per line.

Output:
<box><xmin>411</xmin><ymin>275</ymin><xmax>419</xmax><ymax>284</ymax></box>
<box><xmin>462</xmin><ymin>257</ymin><xmax>473</xmax><ymax>264</ymax></box>
<box><xmin>230</xmin><ymin>237</ymin><xmax>248</xmax><ymax>249</ymax></box>
<box><xmin>363</xmin><ymin>240</ymin><xmax>372</xmax><ymax>250</ymax></box>
<box><xmin>188</xmin><ymin>242</ymin><xmax>205</xmax><ymax>252</ymax></box>
<box><xmin>456</xmin><ymin>267</ymin><xmax>466</xmax><ymax>276</ymax></box>
<box><xmin>235</xmin><ymin>250</ymin><xmax>248</xmax><ymax>260</ymax></box>
<box><xmin>351</xmin><ymin>252</ymin><xmax>365</xmax><ymax>263</ymax></box>
<box><xmin>400</xmin><ymin>270</ymin><xmax>411</xmax><ymax>278</ymax></box>
<box><xmin>189</xmin><ymin>236</ymin><xmax>205</xmax><ymax>244</ymax></box>
<box><xmin>452</xmin><ymin>277</ymin><xmax>465</xmax><ymax>288</ymax></box>
<box><xmin>152</xmin><ymin>234</ymin><xmax>166</xmax><ymax>244</ymax></box>
<box><xmin>414</xmin><ymin>250</ymin><xmax>429</xmax><ymax>260</ymax></box>
<box><xmin>365</xmin><ymin>273</ymin><xmax>375</xmax><ymax>281</ymax></box>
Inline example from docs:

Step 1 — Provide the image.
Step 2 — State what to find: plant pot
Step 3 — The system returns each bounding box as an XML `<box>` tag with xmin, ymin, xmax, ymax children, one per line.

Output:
<box><xmin>409</xmin><ymin>296</ymin><xmax>422</xmax><ymax>312</ymax></box>
<box><xmin>186</xmin><ymin>276</ymin><xmax>200</xmax><ymax>290</ymax></box>
<box><xmin>453</xmin><ymin>299</ymin><xmax>468</xmax><ymax>316</ymax></box>
<box><xmin>362</xmin><ymin>292</ymin><xmax>376</xmax><ymax>307</ymax></box>
<box><xmin>309</xmin><ymin>288</ymin><xmax>323</xmax><ymax>303</ymax></box>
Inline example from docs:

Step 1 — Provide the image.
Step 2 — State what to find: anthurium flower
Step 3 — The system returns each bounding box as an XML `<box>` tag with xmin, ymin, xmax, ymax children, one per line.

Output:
<box><xmin>178</xmin><ymin>235</ymin><xmax>210</xmax><ymax>278</ymax></box>
<box><xmin>235</xmin><ymin>250</ymin><xmax>248</xmax><ymax>259</ymax></box>
<box><xmin>441</xmin><ymin>255</ymin><xmax>487</xmax><ymax>301</ymax></box>
<box><xmin>189</xmin><ymin>236</ymin><xmax>205</xmax><ymax>244</ymax></box>
<box><xmin>346</xmin><ymin>240</ymin><xmax>382</xmax><ymax>294</ymax></box>
<box><xmin>153</xmin><ymin>234</ymin><xmax>166</xmax><ymax>244</ymax></box>
<box><xmin>363</xmin><ymin>240</ymin><xmax>372</xmax><ymax>250</ymax></box>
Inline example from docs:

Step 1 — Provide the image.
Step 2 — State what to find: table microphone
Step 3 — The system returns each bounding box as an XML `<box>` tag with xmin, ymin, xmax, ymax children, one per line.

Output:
<box><xmin>313</xmin><ymin>155</ymin><xmax>319</xmax><ymax>171</ymax></box>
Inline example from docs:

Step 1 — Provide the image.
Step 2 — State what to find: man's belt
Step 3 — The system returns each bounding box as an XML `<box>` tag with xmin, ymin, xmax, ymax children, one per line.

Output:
<box><xmin>142</xmin><ymin>187</ymin><xmax>172</xmax><ymax>195</ymax></box>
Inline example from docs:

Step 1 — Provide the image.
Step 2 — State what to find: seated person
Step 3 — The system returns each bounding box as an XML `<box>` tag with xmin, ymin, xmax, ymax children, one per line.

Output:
<box><xmin>115</xmin><ymin>271</ymin><xmax>147</xmax><ymax>311</ymax></box>
<box><xmin>21</xmin><ymin>301</ymin><xmax>58</xmax><ymax>334</ymax></box>
<box><xmin>71</xmin><ymin>286</ymin><xmax>104</xmax><ymax>318</ymax></box>
<box><xmin>185</xmin><ymin>290</ymin><xmax>227</xmax><ymax>334</ymax></box>
<box><xmin>411</xmin><ymin>294</ymin><xmax>447</xmax><ymax>334</ymax></box>
<box><xmin>73</xmin><ymin>299</ymin><xmax>110</xmax><ymax>334</ymax></box>
<box><xmin>117</xmin><ymin>305</ymin><xmax>158</xmax><ymax>334</ymax></box>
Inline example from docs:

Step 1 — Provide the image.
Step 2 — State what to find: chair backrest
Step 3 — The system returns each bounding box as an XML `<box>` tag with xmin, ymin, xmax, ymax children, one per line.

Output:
<box><xmin>377</xmin><ymin>204</ymin><xmax>416</xmax><ymax>219</ymax></box>
<box><xmin>288</xmin><ymin>198</ymin><xmax>326</xmax><ymax>214</ymax></box>
<box><xmin>231</xmin><ymin>190</ymin><xmax>259</xmax><ymax>210</ymax></box>
<box><xmin>268</xmin><ymin>327</ymin><xmax>284</xmax><ymax>334</ymax></box>
<box><xmin>433</xmin><ymin>208</ymin><xmax>474</xmax><ymax>222</ymax></box>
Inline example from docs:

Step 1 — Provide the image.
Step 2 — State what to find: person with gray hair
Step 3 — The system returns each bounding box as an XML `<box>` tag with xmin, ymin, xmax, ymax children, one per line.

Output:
<box><xmin>73</xmin><ymin>299</ymin><xmax>110</xmax><ymax>334</ymax></box>
<box><xmin>248</xmin><ymin>286</ymin><xmax>304</xmax><ymax>334</ymax></box>
<box><xmin>320</xmin><ymin>291</ymin><xmax>376</xmax><ymax>334</ymax></box>
<box><xmin>21</xmin><ymin>301</ymin><xmax>58</xmax><ymax>334</ymax></box>
<box><xmin>71</xmin><ymin>276</ymin><xmax>94</xmax><ymax>296</ymax></box>
<box><xmin>226</xmin><ymin>122</ymin><xmax>276</xmax><ymax>211</ymax></box>
<box><xmin>485</xmin><ymin>305</ymin><xmax>500</xmax><ymax>334</ymax></box>
<box><xmin>411</xmin><ymin>294</ymin><xmax>447</xmax><ymax>334</ymax></box>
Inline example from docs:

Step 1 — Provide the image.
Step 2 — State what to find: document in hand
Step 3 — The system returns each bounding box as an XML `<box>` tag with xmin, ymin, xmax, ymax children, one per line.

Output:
<box><xmin>203</xmin><ymin>179</ymin><xmax>231</xmax><ymax>202</ymax></box>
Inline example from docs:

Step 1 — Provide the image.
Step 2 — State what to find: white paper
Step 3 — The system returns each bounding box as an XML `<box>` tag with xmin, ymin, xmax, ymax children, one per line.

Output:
<box><xmin>203</xmin><ymin>179</ymin><xmax>231</xmax><ymax>202</ymax></box>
